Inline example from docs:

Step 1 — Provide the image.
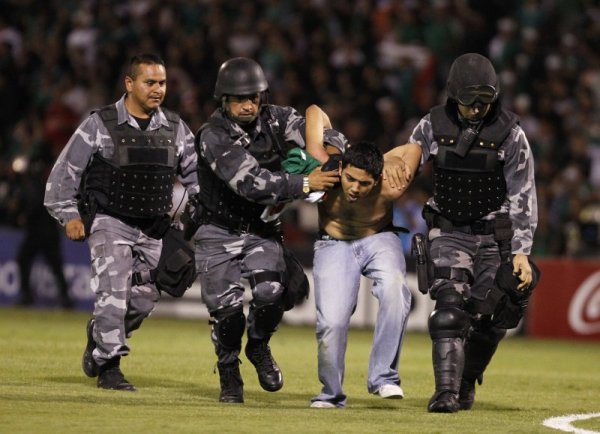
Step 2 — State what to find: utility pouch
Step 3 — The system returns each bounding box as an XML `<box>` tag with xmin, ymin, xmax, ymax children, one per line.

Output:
<box><xmin>132</xmin><ymin>226</ymin><xmax>196</xmax><ymax>298</ymax></box>
<box><xmin>282</xmin><ymin>245</ymin><xmax>310</xmax><ymax>311</ymax></box>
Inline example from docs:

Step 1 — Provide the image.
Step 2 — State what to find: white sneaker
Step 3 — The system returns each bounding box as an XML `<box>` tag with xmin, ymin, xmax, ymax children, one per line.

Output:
<box><xmin>376</xmin><ymin>384</ymin><xmax>404</xmax><ymax>399</ymax></box>
<box><xmin>310</xmin><ymin>400</ymin><xmax>337</xmax><ymax>409</ymax></box>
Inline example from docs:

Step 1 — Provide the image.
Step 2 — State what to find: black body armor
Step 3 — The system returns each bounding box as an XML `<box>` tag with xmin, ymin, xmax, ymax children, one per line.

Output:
<box><xmin>195</xmin><ymin>107</ymin><xmax>288</xmax><ymax>232</ymax></box>
<box><xmin>83</xmin><ymin>106</ymin><xmax>179</xmax><ymax>219</ymax></box>
<box><xmin>430</xmin><ymin>105</ymin><xmax>518</xmax><ymax>223</ymax></box>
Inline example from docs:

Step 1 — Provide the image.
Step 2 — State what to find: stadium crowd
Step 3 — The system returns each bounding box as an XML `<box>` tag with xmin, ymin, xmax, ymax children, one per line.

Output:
<box><xmin>1</xmin><ymin>0</ymin><xmax>599</xmax><ymax>257</ymax></box>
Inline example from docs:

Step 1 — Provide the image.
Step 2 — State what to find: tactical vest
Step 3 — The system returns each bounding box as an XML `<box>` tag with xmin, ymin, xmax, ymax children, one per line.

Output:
<box><xmin>195</xmin><ymin>107</ymin><xmax>287</xmax><ymax>229</ymax></box>
<box><xmin>83</xmin><ymin>105</ymin><xmax>179</xmax><ymax>218</ymax></box>
<box><xmin>430</xmin><ymin>105</ymin><xmax>518</xmax><ymax>223</ymax></box>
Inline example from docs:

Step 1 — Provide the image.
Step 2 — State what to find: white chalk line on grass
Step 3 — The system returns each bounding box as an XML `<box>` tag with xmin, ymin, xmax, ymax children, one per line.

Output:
<box><xmin>543</xmin><ymin>413</ymin><xmax>600</xmax><ymax>434</ymax></box>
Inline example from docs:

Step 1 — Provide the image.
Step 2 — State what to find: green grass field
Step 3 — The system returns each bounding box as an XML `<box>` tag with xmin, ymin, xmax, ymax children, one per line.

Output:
<box><xmin>1</xmin><ymin>307</ymin><xmax>599</xmax><ymax>434</ymax></box>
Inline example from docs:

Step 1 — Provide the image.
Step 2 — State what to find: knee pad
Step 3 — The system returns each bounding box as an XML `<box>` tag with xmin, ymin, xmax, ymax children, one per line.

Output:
<box><xmin>213</xmin><ymin>308</ymin><xmax>246</xmax><ymax>349</ymax></box>
<box><xmin>249</xmin><ymin>270</ymin><xmax>285</xmax><ymax>305</ymax></box>
<box><xmin>251</xmin><ymin>303</ymin><xmax>284</xmax><ymax>335</ymax></box>
<box><xmin>429</xmin><ymin>307</ymin><xmax>470</xmax><ymax>340</ymax></box>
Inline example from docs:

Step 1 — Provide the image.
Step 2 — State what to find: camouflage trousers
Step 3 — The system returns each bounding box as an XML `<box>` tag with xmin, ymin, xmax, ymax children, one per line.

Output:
<box><xmin>87</xmin><ymin>214</ymin><xmax>161</xmax><ymax>365</ymax></box>
<box><xmin>428</xmin><ymin>227</ymin><xmax>501</xmax><ymax>305</ymax></box>
<box><xmin>193</xmin><ymin>223</ymin><xmax>286</xmax><ymax>340</ymax></box>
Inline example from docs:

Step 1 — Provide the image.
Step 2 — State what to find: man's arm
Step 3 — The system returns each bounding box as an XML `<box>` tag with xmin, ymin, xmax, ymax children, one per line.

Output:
<box><xmin>503</xmin><ymin>125</ymin><xmax>538</xmax><ymax>289</ymax></box>
<box><xmin>382</xmin><ymin>143</ymin><xmax>423</xmax><ymax>195</ymax></box>
<box><xmin>199</xmin><ymin>125</ymin><xmax>337</xmax><ymax>205</ymax></box>
<box><xmin>44</xmin><ymin>115</ymin><xmax>100</xmax><ymax>240</ymax></box>
<box><xmin>503</xmin><ymin>126</ymin><xmax>538</xmax><ymax>255</ymax></box>
<box><xmin>305</xmin><ymin>104</ymin><xmax>332</xmax><ymax>164</ymax></box>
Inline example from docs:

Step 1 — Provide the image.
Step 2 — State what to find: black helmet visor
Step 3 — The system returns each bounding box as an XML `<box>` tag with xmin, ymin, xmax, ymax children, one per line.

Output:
<box><xmin>456</xmin><ymin>85</ymin><xmax>498</xmax><ymax>106</ymax></box>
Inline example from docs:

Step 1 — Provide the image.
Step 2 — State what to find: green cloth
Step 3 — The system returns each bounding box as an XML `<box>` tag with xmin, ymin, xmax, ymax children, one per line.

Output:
<box><xmin>281</xmin><ymin>148</ymin><xmax>321</xmax><ymax>174</ymax></box>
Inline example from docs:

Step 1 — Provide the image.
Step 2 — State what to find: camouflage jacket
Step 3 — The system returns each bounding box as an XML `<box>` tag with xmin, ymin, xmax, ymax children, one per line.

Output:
<box><xmin>196</xmin><ymin>105</ymin><xmax>346</xmax><ymax>208</ymax></box>
<box><xmin>44</xmin><ymin>94</ymin><xmax>199</xmax><ymax>226</ymax></box>
<box><xmin>409</xmin><ymin>112</ymin><xmax>538</xmax><ymax>255</ymax></box>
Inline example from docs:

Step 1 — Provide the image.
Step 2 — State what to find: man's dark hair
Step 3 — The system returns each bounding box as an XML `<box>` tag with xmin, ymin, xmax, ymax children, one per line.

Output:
<box><xmin>342</xmin><ymin>141</ymin><xmax>384</xmax><ymax>179</ymax></box>
<box><xmin>127</xmin><ymin>53</ymin><xmax>165</xmax><ymax>79</ymax></box>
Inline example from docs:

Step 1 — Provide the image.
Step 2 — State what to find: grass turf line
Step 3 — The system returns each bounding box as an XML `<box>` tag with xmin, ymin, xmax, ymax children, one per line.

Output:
<box><xmin>1</xmin><ymin>307</ymin><xmax>599</xmax><ymax>434</ymax></box>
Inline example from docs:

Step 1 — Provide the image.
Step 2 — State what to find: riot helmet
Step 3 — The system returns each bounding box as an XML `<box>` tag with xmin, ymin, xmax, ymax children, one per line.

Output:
<box><xmin>213</xmin><ymin>57</ymin><xmax>268</xmax><ymax>100</ymax></box>
<box><xmin>447</xmin><ymin>53</ymin><xmax>499</xmax><ymax>107</ymax></box>
<box><xmin>495</xmin><ymin>259</ymin><xmax>541</xmax><ymax>296</ymax></box>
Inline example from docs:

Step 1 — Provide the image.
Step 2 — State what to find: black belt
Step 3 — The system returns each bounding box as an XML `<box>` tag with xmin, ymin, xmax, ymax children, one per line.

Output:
<box><xmin>451</xmin><ymin>219</ymin><xmax>496</xmax><ymax>235</ymax></box>
<box><xmin>98</xmin><ymin>207</ymin><xmax>159</xmax><ymax>230</ymax></box>
<box><xmin>427</xmin><ymin>211</ymin><xmax>495</xmax><ymax>235</ymax></box>
<box><xmin>205</xmin><ymin>214</ymin><xmax>280</xmax><ymax>236</ymax></box>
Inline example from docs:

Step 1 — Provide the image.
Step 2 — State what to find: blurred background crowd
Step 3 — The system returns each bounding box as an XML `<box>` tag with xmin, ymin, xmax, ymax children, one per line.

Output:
<box><xmin>1</xmin><ymin>0</ymin><xmax>600</xmax><ymax>260</ymax></box>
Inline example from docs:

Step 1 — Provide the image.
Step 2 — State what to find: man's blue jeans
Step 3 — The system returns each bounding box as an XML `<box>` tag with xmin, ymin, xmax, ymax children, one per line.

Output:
<box><xmin>311</xmin><ymin>231</ymin><xmax>412</xmax><ymax>407</ymax></box>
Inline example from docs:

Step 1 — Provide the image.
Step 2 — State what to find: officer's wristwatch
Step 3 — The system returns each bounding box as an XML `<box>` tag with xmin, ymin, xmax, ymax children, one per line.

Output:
<box><xmin>302</xmin><ymin>176</ymin><xmax>310</xmax><ymax>194</ymax></box>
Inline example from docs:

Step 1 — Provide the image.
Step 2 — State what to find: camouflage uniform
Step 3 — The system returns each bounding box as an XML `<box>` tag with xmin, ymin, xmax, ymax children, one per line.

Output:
<box><xmin>409</xmin><ymin>106</ymin><xmax>537</xmax><ymax>411</ymax></box>
<box><xmin>194</xmin><ymin>105</ymin><xmax>345</xmax><ymax>364</ymax></box>
<box><xmin>410</xmin><ymin>113</ymin><xmax>537</xmax><ymax>301</ymax></box>
<box><xmin>44</xmin><ymin>95</ymin><xmax>198</xmax><ymax>366</ymax></box>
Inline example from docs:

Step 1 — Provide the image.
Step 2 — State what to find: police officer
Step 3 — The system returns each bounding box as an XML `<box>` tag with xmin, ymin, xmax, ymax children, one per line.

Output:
<box><xmin>44</xmin><ymin>53</ymin><xmax>199</xmax><ymax>391</ymax></box>
<box><xmin>408</xmin><ymin>53</ymin><xmax>538</xmax><ymax>412</ymax></box>
<box><xmin>189</xmin><ymin>57</ymin><xmax>340</xmax><ymax>403</ymax></box>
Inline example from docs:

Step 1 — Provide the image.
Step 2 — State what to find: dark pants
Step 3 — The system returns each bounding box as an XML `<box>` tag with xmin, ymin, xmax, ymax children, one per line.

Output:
<box><xmin>194</xmin><ymin>223</ymin><xmax>286</xmax><ymax>363</ymax></box>
<box><xmin>17</xmin><ymin>226</ymin><xmax>71</xmax><ymax>306</ymax></box>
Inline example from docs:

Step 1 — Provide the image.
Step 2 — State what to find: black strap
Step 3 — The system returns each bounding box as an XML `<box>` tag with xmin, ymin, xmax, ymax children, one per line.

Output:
<box><xmin>132</xmin><ymin>269</ymin><xmax>158</xmax><ymax>286</ymax></box>
<box><xmin>248</xmin><ymin>270</ymin><xmax>283</xmax><ymax>288</ymax></box>
<box><xmin>263</xmin><ymin>106</ymin><xmax>287</xmax><ymax>159</ymax></box>
<box><xmin>434</xmin><ymin>266</ymin><xmax>474</xmax><ymax>285</ymax></box>
<box><xmin>493</xmin><ymin>212</ymin><xmax>512</xmax><ymax>261</ymax></box>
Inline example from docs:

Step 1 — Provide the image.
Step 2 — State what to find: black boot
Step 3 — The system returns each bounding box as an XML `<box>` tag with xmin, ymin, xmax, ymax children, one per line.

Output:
<box><xmin>97</xmin><ymin>357</ymin><xmax>136</xmax><ymax>391</ymax></box>
<box><xmin>82</xmin><ymin>318</ymin><xmax>98</xmax><ymax>378</ymax></box>
<box><xmin>427</xmin><ymin>337</ymin><xmax>464</xmax><ymax>413</ymax></box>
<box><xmin>458</xmin><ymin>377</ymin><xmax>478</xmax><ymax>411</ymax></box>
<box><xmin>245</xmin><ymin>338</ymin><xmax>283</xmax><ymax>392</ymax></box>
<box><xmin>217</xmin><ymin>359</ymin><xmax>244</xmax><ymax>403</ymax></box>
<box><xmin>458</xmin><ymin>327</ymin><xmax>505</xmax><ymax>410</ymax></box>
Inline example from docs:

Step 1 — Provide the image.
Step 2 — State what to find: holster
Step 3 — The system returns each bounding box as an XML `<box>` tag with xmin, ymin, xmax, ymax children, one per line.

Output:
<box><xmin>181</xmin><ymin>194</ymin><xmax>203</xmax><ymax>241</ymax></box>
<box><xmin>142</xmin><ymin>214</ymin><xmax>171</xmax><ymax>239</ymax></box>
<box><xmin>411</xmin><ymin>233</ymin><xmax>432</xmax><ymax>295</ymax></box>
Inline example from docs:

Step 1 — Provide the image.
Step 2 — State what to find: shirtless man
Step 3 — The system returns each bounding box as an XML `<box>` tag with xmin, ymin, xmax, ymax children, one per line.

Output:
<box><xmin>308</xmin><ymin>111</ymin><xmax>422</xmax><ymax>408</ymax></box>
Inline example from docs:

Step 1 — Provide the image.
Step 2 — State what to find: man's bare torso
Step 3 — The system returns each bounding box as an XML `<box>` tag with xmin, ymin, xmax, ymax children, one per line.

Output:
<box><xmin>318</xmin><ymin>184</ymin><xmax>395</xmax><ymax>240</ymax></box>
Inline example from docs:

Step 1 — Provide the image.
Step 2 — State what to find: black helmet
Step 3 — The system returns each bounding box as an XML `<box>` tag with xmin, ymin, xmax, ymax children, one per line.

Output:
<box><xmin>494</xmin><ymin>259</ymin><xmax>541</xmax><ymax>299</ymax></box>
<box><xmin>213</xmin><ymin>57</ymin><xmax>268</xmax><ymax>100</ymax></box>
<box><xmin>447</xmin><ymin>53</ymin><xmax>499</xmax><ymax>106</ymax></box>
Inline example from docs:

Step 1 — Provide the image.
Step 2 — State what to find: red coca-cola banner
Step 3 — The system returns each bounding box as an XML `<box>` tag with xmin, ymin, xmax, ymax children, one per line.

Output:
<box><xmin>528</xmin><ymin>259</ymin><xmax>600</xmax><ymax>340</ymax></box>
